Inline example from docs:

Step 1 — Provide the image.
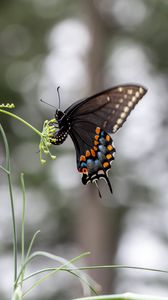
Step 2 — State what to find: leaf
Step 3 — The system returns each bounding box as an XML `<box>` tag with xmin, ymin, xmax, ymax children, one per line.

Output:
<box><xmin>12</xmin><ymin>286</ymin><xmax>22</xmax><ymax>300</ymax></box>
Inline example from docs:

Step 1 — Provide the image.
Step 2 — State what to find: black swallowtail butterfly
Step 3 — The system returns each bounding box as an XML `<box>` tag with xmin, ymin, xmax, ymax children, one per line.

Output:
<box><xmin>48</xmin><ymin>84</ymin><xmax>147</xmax><ymax>197</ymax></box>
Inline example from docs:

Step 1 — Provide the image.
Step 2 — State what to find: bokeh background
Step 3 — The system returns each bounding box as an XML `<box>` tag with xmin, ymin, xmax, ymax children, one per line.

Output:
<box><xmin>0</xmin><ymin>0</ymin><xmax>168</xmax><ymax>299</ymax></box>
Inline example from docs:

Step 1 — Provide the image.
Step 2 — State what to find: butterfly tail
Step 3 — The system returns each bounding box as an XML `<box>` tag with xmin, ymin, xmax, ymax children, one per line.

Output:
<box><xmin>95</xmin><ymin>180</ymin><xmax>102</xmax><ymax>198</ymax></box>
<box><xmin>105</xmin><ymin>175</ymin><xmax>113</xmax><ymax>194</ymax></box>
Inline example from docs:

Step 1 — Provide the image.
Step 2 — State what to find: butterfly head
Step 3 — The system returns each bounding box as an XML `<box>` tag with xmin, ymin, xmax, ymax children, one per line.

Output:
<box><xmin>55</xmin><ymin>109</ymin><xmax>65</xmax><ymax>122</ymax></box>
<box><xmin>48</xmin><ymin>109</ymin><xmax>70</xmax><ymax>146</ymax></box>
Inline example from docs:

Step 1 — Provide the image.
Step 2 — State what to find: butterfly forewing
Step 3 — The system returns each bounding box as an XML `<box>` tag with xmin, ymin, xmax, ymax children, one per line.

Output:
<box><xmin>66</xmin><ymin>85</ymin><xmax>147</xmax><ymax>133</ymax></box>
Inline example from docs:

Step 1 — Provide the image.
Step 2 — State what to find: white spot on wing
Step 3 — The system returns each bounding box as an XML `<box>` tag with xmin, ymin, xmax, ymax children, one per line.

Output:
<box><xmin>132</xmin><ymin>96</ymin><xmax>136</xmax><ymax>102</ymax></box>
<box><xmin>128</xmin><ymin>89</ymin><xmax>133</xmax><ymax>95</ymax></box>
<box><xmin>113</xmin><ymin>124</ymin><xmax>118</xmax><ymax>132</ymax></box>
<box><xmin>139</xmin><ymin>87</ymin><xmax>144</xmax><ymax>94</ymax></box>
<box><xmin>117</xmin><ymin>118</ymin><xmax>122</xmax><ymax>125</ymax></box>
<box><xmin>124</xmin><ymin>106</ymin><xmax>129</xmax><ymax>113</ymax></box>
<box><xmin>120</xmin><ymin>112</ymin><xmax>126</xmax><ymax>119</ymax></box>
<box><xmin>118</xmin><ymin>87</ymin><xmax>123</xmax><ymax>92</ymax></box>
<box><xmin>128</xmin><ymin>101</ymin><xmax>133</xmax><ymax>107</ymax></box>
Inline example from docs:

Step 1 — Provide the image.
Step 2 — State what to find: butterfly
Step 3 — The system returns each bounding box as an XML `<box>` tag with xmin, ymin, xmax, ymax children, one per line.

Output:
<box><xmin>48</xmin><ymin>84</ymin><xmax>147</xmax><ymax>197</ymax></box>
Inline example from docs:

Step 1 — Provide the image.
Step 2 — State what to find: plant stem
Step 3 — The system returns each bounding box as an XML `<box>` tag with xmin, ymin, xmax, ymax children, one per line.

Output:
<box><xmin>0</xmin><ymin>109</ymin><xmax>42</xmax><ymax>137</ymax></box>
<box><xmin>73</xmin><ymin>293</ymin><xmax>168</xmax><ymax>300</ymax></box>
<box><xmin>25</xmin><ymin>230</ymin><xmax>41</xmax><ymax>261</ymax></box>
<box><xmin>66</xmin><ymin>265</ymin><xmax>168</xmax><ymax>274</ymax></box>
<box><xmin>20</xmin><ymin>173</ymin><xmax>26</xmax><ymax>287</ymax></box>
<box><xmin>0</xmin><ymin>165</ymin><xmax>10</xmax><ymax>174</ymax></box>
<box><xmin>0</xmin><ymin>124</ymin><xmax>17</xmax><ymax>288</ymax></box>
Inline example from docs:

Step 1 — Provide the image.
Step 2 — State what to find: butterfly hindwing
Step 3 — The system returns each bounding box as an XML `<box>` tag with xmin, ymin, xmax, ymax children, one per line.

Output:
<box><xmin>69</xmin><ymin>125</ymin><xmax>116</xmax><ymax>196</ymax></box>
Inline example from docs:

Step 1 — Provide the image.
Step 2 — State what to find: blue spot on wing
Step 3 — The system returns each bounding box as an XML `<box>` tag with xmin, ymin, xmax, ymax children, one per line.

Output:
<box><xmin>98</xmin><ymin>145</ymin><xmax>107</xmax><ymax>154</ymax></box>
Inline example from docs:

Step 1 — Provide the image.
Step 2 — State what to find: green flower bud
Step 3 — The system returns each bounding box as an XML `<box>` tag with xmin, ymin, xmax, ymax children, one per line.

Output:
<box><xmin>41</xmin><ymin>159</ymin><xmax>46</xmax><ymax>164</ymax></box>
<box><xmin>51</xmin><ymin>155</ymin><xmax>56</xmax><ymax>160</ymax></box>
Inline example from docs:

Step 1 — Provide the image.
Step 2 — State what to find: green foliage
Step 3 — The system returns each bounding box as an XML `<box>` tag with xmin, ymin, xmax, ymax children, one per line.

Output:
<box><xmin>0</xmin><ymin>123</ymin><xmax>97</xmax><ymax>299</ymax></box>
<box><xmin>1</xmin><ymin>120</ymin><xmax>168</xmax><ymax>299</ymax></box>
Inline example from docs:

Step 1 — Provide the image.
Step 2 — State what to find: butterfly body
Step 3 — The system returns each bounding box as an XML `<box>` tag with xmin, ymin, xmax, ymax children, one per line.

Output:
<box><xmin>49</xmin><ymin>84</ymin><xmax>147</xmax><ymax>197</ymax></box>
<box><xmin>49</xmin><ymin>110</ymin><xmax>70</xmax><ymax>145</ymax></box>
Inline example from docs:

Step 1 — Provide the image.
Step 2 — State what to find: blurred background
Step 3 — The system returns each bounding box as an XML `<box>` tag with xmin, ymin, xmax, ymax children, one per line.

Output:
<box><xmin>0</xmin><ymin>0</ymin><xmax>168</xmax><ymax>299</ymax></box>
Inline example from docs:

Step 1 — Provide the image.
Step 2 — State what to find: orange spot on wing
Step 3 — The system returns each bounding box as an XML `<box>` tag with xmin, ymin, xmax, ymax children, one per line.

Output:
<box><xmin>94</xmin><ymin>146</ymin><xmax>98</xmax><ymax>151</ymax></box>
<box><xmin>86</xmin><ymin>150</ymin><xmax>91</xmax><ymax>157</ymax></box>
<box><xmin>82</xmin><ymin>168</ymin><xmax>88</xmax><ymax>174</ymax></box>
<box><xmin>95</xmin><ymin>135</ymin><xmax>99</xmax><ymax>140</ymax></box>
<box><xmin>106</xmin><ymin>154</ymin><xmax>112</xmax><ymax>160</ymax></box>
<box><xmin>107</xmin><ymin>145</ymin><xmax>113</xmax><ymax>151</ymax></box>
<box><xmin>94</xmin><ymin>140</ymin><xmax>99</xmax><ymax>146</ymax></box>
<box><xmin>95</xmin><ymin>127</ymin><xmax>101</xmax><ymax>134</ymax></box>
<box><xmin>80</xmin><ymin>155</ymin><xmax>86</xmax><ymax>162</ymax></box>
<box><xmin>103</xmin><ymin>162</ymin><xmax>109</xmax><ymax>168</ymax></box>
<box><xmin>91</xmin><ymin>149</ymin><xmax>96</xmax><ymax>157</ymax></box>
<box><xmin>106</xmin><ymin>135</ymin><xmax>110</xmax><ymax>142</ymax></box>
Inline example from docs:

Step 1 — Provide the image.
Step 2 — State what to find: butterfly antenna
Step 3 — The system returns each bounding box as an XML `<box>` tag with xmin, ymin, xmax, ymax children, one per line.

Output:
<box><xmin>95</xmin><ymin>181</ymin><xmax>102</xmax><ymax>198</ymax></box>
<box><xmin>57</xmin><ymin>86</ymin><xmax>61</xmax><ymax>110</ymax></box>
<box><xmin>40</xmin><ymin>98</ymin><xmax>56</xmax><ymax>109</ymax></box>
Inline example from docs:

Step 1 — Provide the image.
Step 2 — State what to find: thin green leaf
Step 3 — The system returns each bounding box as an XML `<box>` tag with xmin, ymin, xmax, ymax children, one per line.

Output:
<box><xmin>0</xmin><ymin>124</ymin><xmax>17</xmax><ymax>286</ymax></box>
<box><xmin>20</xmin><ymin>173</ymin><xmax>26</xmax><ymax>287</ymax></box>
<box><xmin>22</xmin><ymin>252</ymin><xmax>90</xmax><ymax>297</ymax></box>
<box><xmin>18</xmin><ymin>266</ymin><xmax>99</xmax><ymax>296</ymax></box>
<box><xmin>15</xmin><ymin>230</ymin><xmax>41</xmax><ymax>287</ymax></box>
<box><xmin>12</xmin><ymin>286</ymin><xmax>22</xmax><ymax>300</ymax></box>
<box><xmin>68</xmin><ymin>264</ymin><xmax>168</xmax><ymax>274</ymax></box>
<box><xmin>0</xmin><ymin>165</ymin><xmax>10</xmax><ymax>174</ymax></box>
<box><xmin>73</xmin><ymin>293</ymin><xmax>168</xmax><ymax>300</ymax></box>
<box><xmin>26</xmin><ymin>230</ymin><xmax>41</xmax><ymax>260</ymax></box>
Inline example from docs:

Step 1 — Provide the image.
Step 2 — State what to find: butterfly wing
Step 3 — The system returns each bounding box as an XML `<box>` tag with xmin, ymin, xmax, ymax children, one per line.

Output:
<box><xmin>65</xmin><ymin>84</ymin><xmax>147</xmax><ymax>196</ymax></box>
<box><xmin>65</xmin><ymin>84</ymin><xmax>147</xmax><ymax>133</ymax></box>
<box><xmin>69</xmin><ymin>123</ymin><xmax>116</xmax><ymax>196</ymax></box>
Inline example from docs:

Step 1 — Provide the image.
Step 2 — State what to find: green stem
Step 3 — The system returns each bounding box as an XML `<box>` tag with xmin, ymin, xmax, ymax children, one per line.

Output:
<box><xmin>0</xmin><ymin>165</ymin><xmax>10</xmax><ymax>174</ymax></box>
<box><xmin>66</xmin><ymin>265</ymin><xmax>168</xmax><ymax>274</ymax></box>
<box><xmin>16</xmin><ymin>230</ymin><xmax>40</xmax><ymax>286</ymax></box>
<box><xmin>0</xmin><ymin>109</ymin><xmax>42</xmax><ymax>137</ymax></box>
<box><xmin>20</xmin><ymin>173</ymin><xmax>26</xmax><ymax>287</ymax></box>
<box><xmin>0</xmin><ymin>124</ymin><xmax>17</xmax><ymax>288</ymax></box>
<box><xmin>20</xmin><ymin>262</ymin><xmax>168</xmax><ymax>282</ymax></box>
<box><xmin>25</xmin><ymin>230</ymin><xmax>41</xmax><ymax>261</ymax></box>
<box><xmin>73</xmin><ymin>294</ymin><xmax>168</xmax><ymax>300</ymax></box>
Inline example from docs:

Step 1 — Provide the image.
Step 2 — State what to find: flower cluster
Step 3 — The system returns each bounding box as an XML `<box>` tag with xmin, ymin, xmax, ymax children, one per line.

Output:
<box><xmin>39</xmin><ymin>118</ymin><xmax>58</xmax><ymax>164</ymax></box>
<box><xmin>0</xmin><ymin>103</ymin><xmax>15</xmax><ymax>108</ymax></box>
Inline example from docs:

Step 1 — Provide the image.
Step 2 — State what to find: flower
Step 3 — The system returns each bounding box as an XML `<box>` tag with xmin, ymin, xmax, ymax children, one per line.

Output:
<box><xmin>0</xmin><ymin>103</ymin><xmax>15</xmax><ymax>108</ymax></box>
<box><xmin>39</xmin><ymin>119</ymin><xmax>58</xmax><ymax>164</ymax></box>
